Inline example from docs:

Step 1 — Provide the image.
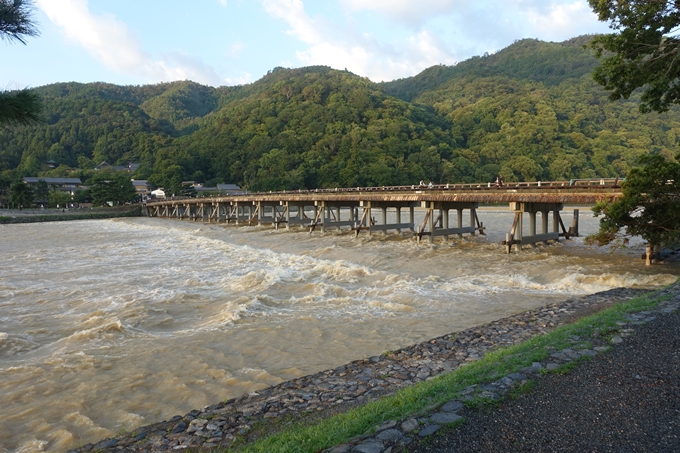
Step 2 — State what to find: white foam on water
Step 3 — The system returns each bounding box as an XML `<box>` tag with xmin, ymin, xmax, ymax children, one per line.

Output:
<box><xmin>1</xmin><ymin>217</ymin><xmax>679</xmax><ymax>452</ymax></box>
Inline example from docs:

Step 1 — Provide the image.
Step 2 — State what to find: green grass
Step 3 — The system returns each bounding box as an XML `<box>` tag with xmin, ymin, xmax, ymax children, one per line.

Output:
<box><xmin>508</xmin><ymin>379</ymin><xmax>535</xmax><ymax>400</ymax></box>
<box><xmin>226</xmin><ymin>284</ymin><xmax>674</xmax><ymax>453</ymax></box>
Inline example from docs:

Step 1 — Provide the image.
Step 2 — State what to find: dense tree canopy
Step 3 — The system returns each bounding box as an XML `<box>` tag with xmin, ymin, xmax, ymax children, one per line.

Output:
<box><xmin>587</xmin><ymin>152</ymin><xmax>680</xmax><ymax>247</ymax></box>
<box><xmin>8</xmin><ymin>180</ymin><xmax>33</xmax><ymax>208</ymax></box>
<box><xmin>589</xmin><ymin>0</ymin><xmax>680</xmax><ymax>112</ymax></box>
<box><xmin>586</xmin><ymin>1</ymin><xmax>680</xmax><ymax>252</ymax></box>
<box><xmin>89</xmin><ymin>172</ymin><xmax>137</xmax><ymax>206</ymax></box>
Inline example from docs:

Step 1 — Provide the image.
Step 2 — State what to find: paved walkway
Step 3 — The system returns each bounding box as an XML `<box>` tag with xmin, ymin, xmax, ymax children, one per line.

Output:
<box><xmin>408</xmin><ymin>301</ymin><xmax>680</xmax><ymax>452</ymax></box>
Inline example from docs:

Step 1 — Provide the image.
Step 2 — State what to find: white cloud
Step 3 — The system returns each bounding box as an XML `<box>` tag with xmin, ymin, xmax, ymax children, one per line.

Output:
<box><xmin>523</xmin><ymin>1</ymin><xmax>607</xmax><ymax>40</ymax></box>
<box><xmin>262</xmin><ymin>0</ymin><xmax>323</xmax><ymax>44</ymax></box>
<box><xmin>225</xmin><ymin>72</ymin><xmax>253</xmax><ymax>85</ymax></box>
<box><xmin>341</xmin><ymin>0</ymin><xmax>459</xmax><ymax>27</ymax></box>
<box><xmin>36</xmin><ymin>0</ymin><xmax>224</xmax><ymax>86</ymax></box>
<box><xmin>219</xmin><ymin>0</ymin><xmax>227</xmax><ymax>6</ymax></box>
<box><xmin>263</xmin><ymin>0</ymin><xmax>457</xmax><ymax>81</ymax></box>
<box><xmin>226</xmin><ymin>42</ymin><xmax>245</xmax><ymax>58</ymax></box>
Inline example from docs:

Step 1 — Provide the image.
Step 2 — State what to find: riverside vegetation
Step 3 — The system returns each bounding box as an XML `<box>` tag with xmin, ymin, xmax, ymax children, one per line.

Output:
<box><xmin>3</xmin><ymin>36</ymin><xmax>680</xmax><ymax>201</ymax></box>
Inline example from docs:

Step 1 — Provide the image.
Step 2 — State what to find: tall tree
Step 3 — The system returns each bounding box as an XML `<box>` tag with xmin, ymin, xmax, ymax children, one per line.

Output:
<box><xmin>587</xmin><ymin>153</ymin><xmax>680</xmax><ymax>248</ymax></box>
<box><xmin>0</xmin><ymin>0</ymin><xmax>42</xmax><ymax>127</ymax></box>
<box><xmin>34</xmin><ymin>178</ymin><xmax>48</xmax><ymax>202</ymax></box>
<box><xmin>8</xmin><ymin>180</ymin><xmax>33</xmax><ymax>208</ymax></box>
<box><xmin>588</xmin><ymin>1</ymin><xmax>680</xmax><ymax>255</ymax></box>
<box><xmin>89</xmin><ymin>173</ymin><xmax>137</xmax><ymax>206</ymax></box>
<box><xmin>588</xmin><ymin>0</ymin><xmax>680</xmax><ymax>112</ymax></box>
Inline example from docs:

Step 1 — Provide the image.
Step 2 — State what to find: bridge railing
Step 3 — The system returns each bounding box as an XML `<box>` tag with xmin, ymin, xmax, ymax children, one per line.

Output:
<box><xmin>250</xmin><ymin>178</ymin><xmax>623</xmax><ymax>195</ymax></box>
<box><xmin>148</xmin><ymin>178</ymin><xmax>623</xmax><ymax>202</ymax></box>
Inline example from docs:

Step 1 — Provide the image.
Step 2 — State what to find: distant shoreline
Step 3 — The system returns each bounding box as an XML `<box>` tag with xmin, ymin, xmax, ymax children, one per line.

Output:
<box><xmin>0</xmin><ymin>206</ymin><xmax>142</xmax><ymax>224</ymax></box>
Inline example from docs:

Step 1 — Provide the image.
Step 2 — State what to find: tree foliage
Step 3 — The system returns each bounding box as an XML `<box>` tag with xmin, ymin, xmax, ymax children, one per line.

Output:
<box><xmin>588</xmin><ymin>0</ymin><xmax>680</xmax><ymax>112</ymax></box>
<box><xmin>0</xmin><ymin>0</ymin><xmax>38</xmax><ymax>44</ymax></box>
<box><xmin>8</xmin><ymin>180</ymin><xmax>33</xmax><ymax>207</ymax></box>
<box><xmin>0</xmin><ymin>0</ymin><xmax>41</xmax><ymax>128</ymax></box>
<box><xmin>587</xmin><ymin>153</ymin><xmax>680</xmax><ymax>247</ymax></box>
<box><xmin>89</xmin><ymin>172</ymin><xmax>137</xmax><ymax>206</ymax></box>
<box><xmin>0</xmin><ymin>88</ymin><xmax>42</xmax><ymax>126</ymax></box>
<box><xmin>34</xmin><ymin>178</ymin><xmax>48</xmax><ymax>201</ymax></box>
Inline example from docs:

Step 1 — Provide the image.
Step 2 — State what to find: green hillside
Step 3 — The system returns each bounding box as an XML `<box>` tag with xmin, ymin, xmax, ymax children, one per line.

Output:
<box><xmin>1</xmin><ymin>36</ymin><xmax>679</xmax><ymax>197</ymax></box>
<box><xmin>379</xmin><ymin>36</ymin><xmax>600</xmax><ymax>102</ymax></box>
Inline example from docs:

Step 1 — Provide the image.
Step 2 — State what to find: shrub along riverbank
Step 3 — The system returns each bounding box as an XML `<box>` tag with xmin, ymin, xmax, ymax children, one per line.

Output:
<box><xmin>0</xmin><ymin>206</ymin><xmax>142</xmax><ymax>224</ymax></box>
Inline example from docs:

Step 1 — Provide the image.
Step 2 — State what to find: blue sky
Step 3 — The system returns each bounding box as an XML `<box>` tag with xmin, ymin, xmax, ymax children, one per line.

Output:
<box><xmin>1</xmin><ymin>0</ymin><xmax>611</xmax><ymax>89</ymax></box>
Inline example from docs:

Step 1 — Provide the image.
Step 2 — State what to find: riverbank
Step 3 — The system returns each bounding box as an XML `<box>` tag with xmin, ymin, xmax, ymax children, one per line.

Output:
<box><xmin>406</xmin><ymin>288</ymin><xmax>680</xmax><ymax>453</ymax></box>
<box><xmin>0</xmin><ymin>206</ymin><xmax>142</xmax><ymax>224</ymax></box>
<box><xmin>67</xmin><ymin>284</ymin><xmax>666</xmax><ymax>453</ymax></box>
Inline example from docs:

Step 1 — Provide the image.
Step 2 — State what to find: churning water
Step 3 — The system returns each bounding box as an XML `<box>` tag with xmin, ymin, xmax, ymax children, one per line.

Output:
<box><xmin>1</xmin><ymin>211</ymin><xmax>678</xmax><ymax>452</ymax></box>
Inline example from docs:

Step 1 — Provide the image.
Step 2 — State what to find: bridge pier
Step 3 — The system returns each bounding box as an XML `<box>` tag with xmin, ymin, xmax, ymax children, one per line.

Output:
<box><xmin>309</xmin><ymin>201</ymin><xmax>360</xmax><ymax>233</ymax></box>
<box><xmin>504</xmin><ymin>203</ymin><xmax>579</xmax><ymax>253</ymax></box>
<box><xmin>353</xmin><ymin>201</ymin><xmax>417</xmax><ymax>237</ymax></box>
<box><xmin>416</xmin><ymin>202</ymin><xmax>483</xmax><ymax>243</ymax></box>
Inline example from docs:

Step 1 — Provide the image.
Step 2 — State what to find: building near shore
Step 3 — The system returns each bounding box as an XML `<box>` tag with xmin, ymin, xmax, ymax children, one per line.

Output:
<box><xmin>132</xmin><ymin>180</ymin><xmax>155</xmax><ymax>198</ymax></box>
<box><xmin>150</xmin><ymin>188</ymin><xmax>166</xmax><ymax>199</ymax></box>
<box><xmin>22</xmin><ymin>177</ymin><xmax>83</xmax><ymax>196</ymax></box>
<box><xmin>217</xmin><ymin>184</ymin><xmax>244</xmax><ymax>195</ymax></box>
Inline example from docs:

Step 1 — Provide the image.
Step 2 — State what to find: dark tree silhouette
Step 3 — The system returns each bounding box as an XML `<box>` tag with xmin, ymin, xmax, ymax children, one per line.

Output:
<box><xmin>0</xmin><ymin>0</ymin><xmax>42</xmax><ymax>127</ymax></box>
<box><xmin>0</xmin><ymin>0</ymin><xmax>39</xmax><ymax>44</ymax></box>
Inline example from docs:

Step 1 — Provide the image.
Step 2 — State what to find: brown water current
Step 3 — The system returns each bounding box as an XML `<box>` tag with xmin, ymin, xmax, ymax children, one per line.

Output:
<box><xmin>0</xmin><ymin>211</ymin><xmax>678</xmax><ymax>452</ymax></box>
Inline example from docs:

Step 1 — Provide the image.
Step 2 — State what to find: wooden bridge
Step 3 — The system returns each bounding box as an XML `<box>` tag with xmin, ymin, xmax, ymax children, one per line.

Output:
<box><xmin>145</xmin><ymin>179</ymin><xmax>623</xmax><ymax>253</ymax></box>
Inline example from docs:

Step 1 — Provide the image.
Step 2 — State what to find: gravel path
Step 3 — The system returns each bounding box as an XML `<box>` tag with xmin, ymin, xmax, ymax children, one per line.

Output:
<box><xmin>408</xmin><ymin>305</ymin><xmax>680</xmax><ymax>452</ymax></box>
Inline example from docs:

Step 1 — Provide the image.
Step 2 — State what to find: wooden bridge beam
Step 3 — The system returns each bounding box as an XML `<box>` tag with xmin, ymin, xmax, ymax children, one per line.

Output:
<box><xmin>416</xmin><ymin>201</ymin><xmax>481</xmax><ymax>243</ymax></box>
<box><xmin>504</xmin><ymin>202</ymin><xmax>579</xmax><ymax>253</ymax></box>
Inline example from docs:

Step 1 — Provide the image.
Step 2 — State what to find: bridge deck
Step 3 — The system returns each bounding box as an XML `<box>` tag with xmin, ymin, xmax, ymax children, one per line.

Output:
<box><xmin>146</xmin><ymin>180</ymin><xmax>622</xmax><ymax>207</ymax></box>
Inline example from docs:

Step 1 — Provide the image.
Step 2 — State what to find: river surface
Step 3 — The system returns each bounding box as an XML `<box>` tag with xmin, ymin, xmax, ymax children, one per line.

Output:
<box><xmin>1</xmin><ymin>210</ymin><xmax>678</xmax><ymax>452</ymax></box>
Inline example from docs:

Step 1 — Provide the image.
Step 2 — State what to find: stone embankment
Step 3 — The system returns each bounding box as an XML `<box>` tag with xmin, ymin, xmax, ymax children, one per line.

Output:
<box><xmin>330</xmin><ymin>286</ymin><xmax>680</xmax><ymax>453</ymax></box>
<box><xmin>0</xmin><ymin>206</ymin><xmax>141</xmax><ymax>224</ymax></box>
<box><xmin>69</xmin><ymin>286</ymin><xmax>653</xmax><ymax>453</ymax></box>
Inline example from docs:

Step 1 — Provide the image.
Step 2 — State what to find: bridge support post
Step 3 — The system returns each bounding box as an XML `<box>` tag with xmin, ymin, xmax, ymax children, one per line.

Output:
<box><xmin>457</xmin><ymin>209</ymin><xmax>463</xmax><ymax>238</ymax></box>
<box><xmin>517</xmin><ymin>213</ymin><xmax>523</xmax><ymax>251</ymax></box>
<box><xmin>469</xmin><ymin>207</ymin><xmax>476</xmax><ymax>237</ymax></box>
<box><xmin>382</xmin><ymin>207</ymin><xmax>388</xmax><ymax>235</ymax></box>
<box><xmin>285</xmin><ymin>202</ymin><xmax>291</xmax><ymax>230</ymax></box>
<box><xmin>504</xmin><ymin>202</ymin><xmax>565</xmax><ymax>252</ymax></box>
<box><xmin>428</xmin><ymin>204</ymin><xmax>434</xmax><ymax>243</ymax></box>
<box><xmin>396</xmin><ymin>207</ymin><xmax>402</xmax><ymax>233</ymax></box>
<box><xmin>417</xmin><ymin>202</ymin><xmax>480</xmax><ymax>243</ymax></box>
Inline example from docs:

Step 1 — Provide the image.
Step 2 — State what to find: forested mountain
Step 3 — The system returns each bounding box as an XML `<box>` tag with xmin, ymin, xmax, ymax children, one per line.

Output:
<box><xmin>1</xmin><ymin>36</ymin><xmax>679</xmax><ymax>195</ymax></box>
<box><xmin>379</xmin><ymin>36</ymin><xmax>600</xmax><ymax>101</ymax></box>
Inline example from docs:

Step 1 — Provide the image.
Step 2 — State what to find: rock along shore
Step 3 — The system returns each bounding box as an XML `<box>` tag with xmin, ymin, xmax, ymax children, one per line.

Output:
<box><xmin>68</xmin><ymin>287</ymin><xmax>650</xmax><ymax>453</ymax></box>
